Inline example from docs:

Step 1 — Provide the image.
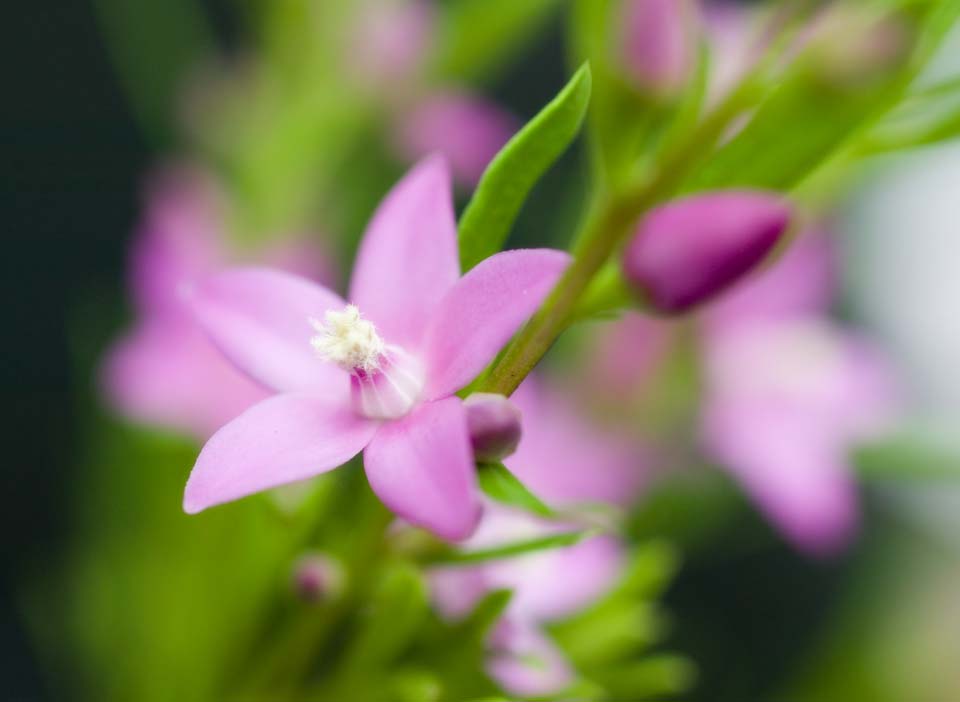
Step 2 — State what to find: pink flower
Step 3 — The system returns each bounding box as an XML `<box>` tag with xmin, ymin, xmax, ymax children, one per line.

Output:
<box><xmin>702</xmin><ymin>1</ymin><xmax>763</xmax><ymax>103</ymax></box>
<box><xmin>698</xmin><ymin>235</ymin><xmax>899</xmax><ymax>553</ymax></box>
<box><xmin>349</xmin><ymin>0</ymin><xmax>436</xmax><ymax>95</ymax></box>
<box><xmin>431</xmin><ymin>375</ymin><xmax>639</xmax><ymax>695</ymax></box>
<box><xmin>702</xmin><ymin>319</ymin><xmax>899</xmax><ymax>554</ymax></box>
<box><xmin>346</xmin><ymin>1</ymin><xmax>517</xmax><ymax>188</ymax></box>
<box><xmin>593</xmin><ymin>231</ymin><xmax>899</xmax><ymax>554</ymax></box>
<box><xmin>619</xmin><ymin>0</ymin><xmax>699</xmax><ymax>96</ymax></box>
<box><xmin>100</xmin><ymin>168</ymin><xmax>334</xmax><ymax>440</ymax></box>
<box><xmin>431</xmin><ymin>510</ymin><xmax>624</xmax><ymax>695</ymax></box>
<box><xmin>181</xmin><ymin>156</ymin><xmax>570</xmax><ymax>540</ymax></box>
<box><xmin>393</xmin><ymin>90</ymin><xmax>519</xmax><ymax>188</ymax></box>
<box><xmin>507</xmin><ymin>375</ymin><xmax>647</xmax><ymax>507</ymax></box>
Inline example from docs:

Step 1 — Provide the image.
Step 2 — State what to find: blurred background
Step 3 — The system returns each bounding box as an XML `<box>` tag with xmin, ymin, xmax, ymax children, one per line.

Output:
<box><xmin>6</xmin><ymin>1</ymin><xmax>960</xmax><ymax>700</ymax></box>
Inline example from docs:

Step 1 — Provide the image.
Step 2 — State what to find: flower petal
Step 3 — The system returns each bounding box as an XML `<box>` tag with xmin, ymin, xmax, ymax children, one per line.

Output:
<box><xmin>186</xmin><ymin>267</ymin><xmax>347</xmax><ymax>393</ymax></box>
<box><xmin>363</xmin><ymin>397</ymin><xmax>481</xmax><ymax>541</ymax></box>
<box><xmin>703</xmin><ymin>401</ymin><xmax>858</xmax><ymax>555</ymax></box>
<box><xmin>393</xmin><ymin>91</ymin><xmax>518</xmax><ymax>187</ymax></box>
<box><xmin>487</xmin><ymin>620</ymin><xmax>573</xmax><ymax>697</ymax></box>
<box><xmin>470</xmin><ymin>507</ymin><xmax>625</xmax><ymax>621</ymax></box>
<box><xmin>184</xmin><ymin>393</ymin><xmax>378</xmax><ymax>513</ymax></box>
<box><xmin>348</xmin><ymin>155</ymin><xmax>460</xmax><ymax>348</ymax></box>
<box><xmin>129</xmin><ymin>168</ymin><xmax>224</xmax><ymax>316</ymax></box>
<box><xmin>506</xmin><ymin>376</ymin><xmax>646</xmax><ymax>507</ymax></box>
<box><xmin>100</xmin><ymin>317</ymin><xmax>269</xmax><ymax>440</ymax></box>
<box><xmin>497</xmin><ymin>533</ymin><xmax>624</xmax><ymax>621</ymax></box>
<box><xmin>422</xmin><ymin>249</ymin><xmax>571</xmax><ymax>400</ymax></box>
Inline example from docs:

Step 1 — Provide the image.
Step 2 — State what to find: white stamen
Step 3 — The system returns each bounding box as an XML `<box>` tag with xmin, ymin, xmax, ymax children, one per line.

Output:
<box><xmin>310</xmin><ymin>304</ymin><xmax>386</xmax><ymax>373</ymax></box>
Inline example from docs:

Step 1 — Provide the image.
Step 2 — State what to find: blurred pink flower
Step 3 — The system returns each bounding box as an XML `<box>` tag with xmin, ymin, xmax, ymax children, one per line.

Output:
<box><xmin>349</xmin><ymin>0</ymin><xmax>436</xmax><ymax>94</ymax></box>
<box><xmin>701</xmin><ymin>318</ymin><xmax>898</xmax><ymax>554</ymax></box>
<box><xmin>181</xmin><ymin>156</ymin><xmax>569</xmax><ymax>540</ymax></box>
<box><xmin>698</xmin><ymin>233</ymin><xmax>899</xmax><ymax>553</ymax></box>
<box><xmin>507</xmin><ymin>375</ymin><xmax>647</xmax><ymax>507</ymax></box>
<box><xmin>431</xmin><ymin>516</ymin><xmax>623</xmax><ymax>697</ymax></box>
<box><xmin>431</xmin><ymin>374</ymin><xmax>640</xmax><ymax>695</ymax></box>
<box><xmin>702</xmin><ymin>232</ymin><xmax>836</xmax><ymax>331</ymax></box>
<box><xmin>702</xmin><ymin>0</ymin><xmax>761</xmax><ymax>102</ymax></box>
<box><xmin>100</xmin><ymin>168</ymin><xmax>334</xmax><ymax>440</ymax></box>
<box><xmin>348</xmin><ymin>1</ymin><xmax>517</xmax><ymax>187</ymax></box>
<box><xmin>594</xmin><ymin>230</ymin><xmax>898</xmax><ymax>554</ymax></box>
<box><xmin>394</xmin><ymin>90</ymin><xmax>518</xmax><ymax>187</ymax></box>
<box><xmin>619</xmin><ymin>0</ymin><xmax>699</xmax><ymax>96</ymax></box>
<box><xmin>582</xmin><ymin>313</ymin><xmax>674</xmax><ymax>406</ymax></box>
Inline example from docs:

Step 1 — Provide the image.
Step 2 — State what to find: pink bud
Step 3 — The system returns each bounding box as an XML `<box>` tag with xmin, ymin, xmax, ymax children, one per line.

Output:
<box><xmin>464</xmin><ymin>393</ymin><xmax>523</xmax><ymax>463</ymax></box>
<box><xmin>619</xmin><ymin>0</ymin><xmax>698</xmax><ymax>96</ymax></box>
<box><xmin>291</xmin><ymin>553</ymin><xmax>344</xmax><ymax>603</ymax></box>
<box><xmin>622</xmin><ymin>191</ymin><xmax>792</xmax><ymax>313</ymax></box>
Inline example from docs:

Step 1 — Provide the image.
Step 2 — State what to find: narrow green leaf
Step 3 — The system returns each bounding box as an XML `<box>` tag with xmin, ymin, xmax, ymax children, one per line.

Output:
<box><xmin>459</xmin><ymin>589</ymin><xmax>513</xmax><ymax>643</ymax></box>
<box><xmin>477</xmin><ymin>462</ymin><xmax>556</xmax><ymax>518</ymax></box>
<box><xmin>911</xmin><ymin>0</ymin><xmax>960</xmax><ymax>71</ymax></box>
<box><xmin>686</xmin><ymin>66</ymin><xmax>903</xmax><ymax>191</ymax></box>
<box><xmin>458</xmin><ymin>64</ymin><xmax>592</xmax><ymax>271</ymax></box>
<box><xmin>424</xmin><ymin>530</ymin><xmax>592</xmax><ymax>566</ymax></box>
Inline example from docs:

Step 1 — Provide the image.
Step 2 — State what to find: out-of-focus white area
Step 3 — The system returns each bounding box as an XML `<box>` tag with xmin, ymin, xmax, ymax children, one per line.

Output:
<box><xmin>841</xmin><ymin>22</ymin><xmax>960</xmax><ymax>435</ymax></box>
<box><xmin>842</xmin><ymin>142</ymin><xmax>960</xmax><ymax>432</ymax></box>
<box><xmin>838</xmin><ymin>26</ymin><xmax>960</xmax><ymax>544</ymax></box>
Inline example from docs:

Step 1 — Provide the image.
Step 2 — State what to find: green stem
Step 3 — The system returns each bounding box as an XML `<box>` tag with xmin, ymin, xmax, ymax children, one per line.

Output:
<box><xmin>478</xmin><ymin>80</ymin><xmax>756</xmax><ymax>397</ymax></box>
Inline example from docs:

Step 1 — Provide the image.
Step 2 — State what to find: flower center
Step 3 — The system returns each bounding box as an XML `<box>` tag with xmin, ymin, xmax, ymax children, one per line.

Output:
<box><xmin>310</xmin><ymin>304</ymin><xmax>386</xmax><ymax>373</ymax></box>
<box><xmin>310</xmin><ymin>304</ymin><xmax>424</xmax><ymax>420</ymax></box>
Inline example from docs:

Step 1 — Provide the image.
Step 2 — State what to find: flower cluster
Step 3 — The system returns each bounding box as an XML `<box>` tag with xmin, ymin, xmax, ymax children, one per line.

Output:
<box><xmin>80</xmin><ymin>0</ymin><xmax>954</xmax><ymax>699</ymax></box>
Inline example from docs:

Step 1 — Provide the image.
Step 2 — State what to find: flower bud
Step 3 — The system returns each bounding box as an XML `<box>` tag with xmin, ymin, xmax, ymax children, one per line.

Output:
<box><xmin>804</xmin><ymin>6</ymin><xmax>909</xmax><ymax>88</ymax></box>
<box><xmin>291</xmin><ymin>552</ymin><xmax>345</xmax><ymax>604</ymax></box>
<box><xmin>622</xmin><ymin>191</ymin><xmax>792</xmax><ymax>313</ymax></box>
<box><xmin>464</xmin><ymin>393</ymin><xmax>523</xmax><ymax>463</ymax></box>
<box><xmin>618</xmin><ymin>0</ymin><xmax>698</xmax><ymax>97</ymax></box>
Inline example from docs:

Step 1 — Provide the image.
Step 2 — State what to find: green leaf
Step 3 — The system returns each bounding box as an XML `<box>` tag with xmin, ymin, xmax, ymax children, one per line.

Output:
<box><xmin>458</xmin><ymin>589</ymin><xmax>513</xmax><ymax>643</ymax></box>
<box><xmin>477</xmin><ymin>462</ymin><xmax>556</xmax><ymax>518</ymax></box>
<box><xmin>686</xmin><ymin>65</ymin><xmax>904</xmax><ymax>192</ymax></box>
<box><xmin>341</xmin><ymin>561</ymin><xmax>429</xmax><ymax>672</ymax></box>
<box><xmin>458</xmin><ymin>64</ymin><xmax>592</xmax><ymax>271</ymax></box>
<box><xmin>911</xmin><ymin>0</ymin><xmax>960</xmax><ymax>71</ymax></box>
<box><xmin>424</xmin><ymin>530</ymin><xmax>593</xmax><ymax>566</ymax></box>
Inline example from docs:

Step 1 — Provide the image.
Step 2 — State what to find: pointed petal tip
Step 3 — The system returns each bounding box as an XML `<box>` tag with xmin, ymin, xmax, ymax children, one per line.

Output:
<box><xmin>416</xmin><ymin>151</ymin><xmax>452</xmax><ymax>180</ymax></box>
<box><xmin>182</xmin><ymin>489</ymin><xmax>205</xmax><ymax>515</ymax></box>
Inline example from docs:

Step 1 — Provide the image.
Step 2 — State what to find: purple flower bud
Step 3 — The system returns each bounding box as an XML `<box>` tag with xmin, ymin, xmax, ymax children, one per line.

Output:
<box><xmin>464</xmin><ymin>392</ymin><xmax>523</xmax><ymax>463</ymax></box>
<box><xmin>622</xmin><ymin>191</ymin><xmax>792</xmax><ymax>313</ymax></box>
<box><xmin>619</xmin><ymin>0</ymin><xmax>698</xmax><ymax>97</ymax></box>
<box><xmin>291</xmin><ymin>553</ymin><xmax>344</xmax><ymax>604</ymax></box>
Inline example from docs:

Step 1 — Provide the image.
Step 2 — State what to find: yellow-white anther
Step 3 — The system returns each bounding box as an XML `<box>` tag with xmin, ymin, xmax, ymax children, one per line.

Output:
<box><xmin>310</xmin><ymin>305</ymin><xmax>386</xmax><ymax>373</ymax></box>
